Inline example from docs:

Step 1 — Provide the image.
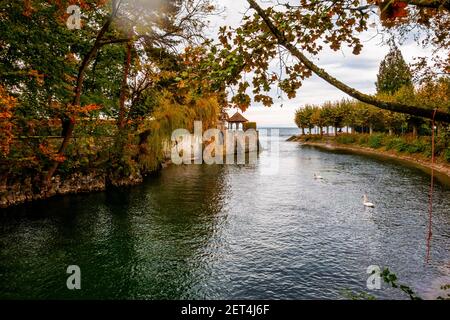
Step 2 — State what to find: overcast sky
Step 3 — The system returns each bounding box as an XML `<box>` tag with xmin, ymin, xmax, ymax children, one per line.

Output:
<box><xmin>206</xmin><ymin>0</ymin><xmax>430</xmax><ymax>127</ymax></box>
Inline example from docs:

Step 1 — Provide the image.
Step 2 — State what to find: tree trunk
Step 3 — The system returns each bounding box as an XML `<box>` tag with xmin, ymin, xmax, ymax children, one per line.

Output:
<box><xmin>334</xmin><ymin>126</ymin><xmax>338</xmax><ymax>136</ymax></box>
<box><xmin>369</xmin><ymin>124</ymin><xmax>373</xmax><ymax>135</ymax></box>
<box><xmin>301</xmin><ymin>127</ymin><xmax>305</xmax><ymax>135</ymax></box>
<box><xmin>44</xmin><ymin>17</ymin><xmax>114</xmax><ymax>184</ymax></box>
<box><xmin>118</xmin><ymin>41</ymin><xmax>133</xmax><ymax>129</ymax></box>
<box><xmin>320</xmin><ymin>126</ymin><xmax>323</xmax><ymax>136</ymax></box>
<box><xmin>246</xmin><ymin>0</ymin><xmax>450</xmax><ymax>123</ymax></box>
<box><xmin>389</xmin><ymin>127</ymin><xmax>393</xmax><ymax>136</ymax></box>
<box><xmin>412</xmin><ymin>124</ymin><xmax>418</xmax><ymax>138</ymax></box>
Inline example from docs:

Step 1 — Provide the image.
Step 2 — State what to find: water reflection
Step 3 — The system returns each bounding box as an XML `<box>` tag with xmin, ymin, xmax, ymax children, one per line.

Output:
<box><xmin>0</xmin><ymin>137</ymin><xmax>449</xmax><ymax>299</ymax></box>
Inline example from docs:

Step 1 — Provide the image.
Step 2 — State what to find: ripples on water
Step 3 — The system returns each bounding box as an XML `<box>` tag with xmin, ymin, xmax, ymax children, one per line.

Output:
<box><xmin>0</xmin><ymin>129</ymin><xmax>449</xmax><ymax>299</ymax></box>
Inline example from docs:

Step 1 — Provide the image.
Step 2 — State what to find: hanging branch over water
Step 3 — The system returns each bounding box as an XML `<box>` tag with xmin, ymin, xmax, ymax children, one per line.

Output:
<box><xmin>246</xmin><ymin>0</ymin><xmax>450</xmax><ymax>123</ymax></box>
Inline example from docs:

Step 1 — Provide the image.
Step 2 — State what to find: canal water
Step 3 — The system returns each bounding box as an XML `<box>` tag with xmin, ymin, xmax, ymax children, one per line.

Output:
<box><xmin>0</xmin><ymin>128</ymin><xmax>449</xmax><ymax>299</ymax></box>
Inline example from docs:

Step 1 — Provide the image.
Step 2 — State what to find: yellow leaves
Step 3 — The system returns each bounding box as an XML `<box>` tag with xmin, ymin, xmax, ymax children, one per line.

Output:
<box><xmin>63</xmin><ymin>73</ymin><xmax>76</xmax><ymax>83</ymax></box>
<box><xmin>177</xmin><ymin>80</ymin><xmax>186</xmax><ymax>89</ymax></box>
<box><xmin>415</xmin><ymin>78</ymin><xmax>450</xmax><ymax>111</ymax></box>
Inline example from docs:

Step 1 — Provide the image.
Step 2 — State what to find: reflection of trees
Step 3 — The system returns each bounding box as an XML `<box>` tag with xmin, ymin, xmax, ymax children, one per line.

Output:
<box><xmin>125</xmin><ymin>164</ymin><xmax>227</xmax><ymax>299</ymax></box>
<box><xmin>0</xmin><ymin>165</ymin><xmax>227</xmax><ymax>299</ymax></box>
<box><xmin>0</xmin><ymin>192</ymin><xmax>125</xmax><ymax>299</ymax></box>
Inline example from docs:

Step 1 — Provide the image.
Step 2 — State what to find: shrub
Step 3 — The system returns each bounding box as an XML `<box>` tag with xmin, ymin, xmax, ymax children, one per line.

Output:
<box><xmin>444</xmin><ymin>148</ymin><xmax>450</xmax><ymax>163</ymax></box>
<box><xmin>403</xmin><ymin>138</ymin><xmax>432</xmax><ymax>156</ymax></box>
<box><xmin>385</xmin><ymin>137</ymin><xmax>402</xmax><ymax>151</ymax></box>
<box><xmin>337</xmin><ymin>134</ymin><xmax>356</xmax><ymax>144</ymax></box>
<box><xmin>368</xmin><ymin>134</ymin><xmax>384</xmax><ymax>148</ymax></box>
<box><xmin>358</xmin><ymin>135</ymin><xmax>369</xmax><ymax>145</ymax></box>
<box><xmin>395</xmin><ymin>141</ymin><xmax>410</xmax><ymax>153</ymax></box>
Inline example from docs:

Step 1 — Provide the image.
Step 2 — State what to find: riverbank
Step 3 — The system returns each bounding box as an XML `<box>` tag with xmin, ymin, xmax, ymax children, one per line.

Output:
<box><xmin>289</xmin><ymin>135</ymin><xmax>450</xmax><ymax>180</ymax></box>
<box><xmin>0</xmin><ymin>132</ymin><xmax>259</xmax><ymax>208</ymax></box>
<box><xmin>0</xmin><ymin>171</ymin><xmax>146</xmax><ymax>209</ymax></box>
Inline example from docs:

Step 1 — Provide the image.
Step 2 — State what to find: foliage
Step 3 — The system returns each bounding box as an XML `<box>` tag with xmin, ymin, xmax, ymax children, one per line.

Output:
<box><xmin>344</xmin><ymin>268</ymin><xmax>423</xmax><ymax>300</ymax></box>
<box><xmin>302</xmin><ymin>132</ymin><xmax>449</xmax><ymax>163</ymax></box>
<box><xmin>380</xmin><ymin>268</ymin><xmax>422</xmax><ymax>300</ymax></box>
<box><xmin>368</xmin><ymin>134</ymin><xmax>384</xmax><ymax>148</ymax></box>
<box><xmin>243</xmin><ymin>122</ymin><xmax>257</xmax><ymax>131</ymax></box>
<box><xmin>216</xmin><ymin>0</ymin><xmax>450</xmax><ymax>122</ymax></box>
<box><xmin>0</xmin><ymin>86</ymin><xmax>16</xmax><ymax>157</ymax></box>
<box><xmin>0</xmin><ymin>1</ymin><xmax>226</xmax><ymax>183</ymax></box>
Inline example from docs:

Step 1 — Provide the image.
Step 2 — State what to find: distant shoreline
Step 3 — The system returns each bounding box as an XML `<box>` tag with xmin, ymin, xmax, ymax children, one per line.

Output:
<box><xmin>288</xmin><ymin>135</ymin><xmax>450</xmax><ymax>182</ymax></box>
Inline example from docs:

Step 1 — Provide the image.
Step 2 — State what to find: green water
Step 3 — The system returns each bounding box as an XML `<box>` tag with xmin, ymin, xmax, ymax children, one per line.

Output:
<box><xmin>0</xmin><ymin>133</ymin><xmax>449</xmax><ymax>299</ymax></box>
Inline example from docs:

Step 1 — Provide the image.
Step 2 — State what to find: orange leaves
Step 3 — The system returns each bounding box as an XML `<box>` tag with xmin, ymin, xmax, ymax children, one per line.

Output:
<box><xmin>29</xmin><ymin>69</ymin><xmax>45</xmax><ymax>85</ymax></box>
<box><xmin>23</xmin><ymin>0</ymin><xmax>34</xmax><ymax>17</ymax></box>
<box><xmin>79</xmin><ymin>103</ymin><xmax>101</xmax><ymax>114</ymax></box>
<box><xmin>0</xmin><ymin>86</ymin><xmax>16</xmax><ymax>156</ymax></box>
<box><xmin>39</xmin><ymin>142</ymin><xmax>66</xmax><ymax>163</ymax></box>
<box><xmin>46</xmin><ymin>0</ymin><xmax>108</xmax><ymax>11</ymax></box>
<box><xmin>66</xmin><ymin>103</ymin><xmax>102</xmax><ymax>117</ymax></box>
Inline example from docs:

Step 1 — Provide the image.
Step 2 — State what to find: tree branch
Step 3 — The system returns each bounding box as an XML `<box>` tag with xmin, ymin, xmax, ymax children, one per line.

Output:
<box><xmin>406</xmin><ymin>0</ymin><xmax>450</xmax><ymax>11</ymax></box>
<box><xmin>246</xmin><ymin>0</ymin><xmax>450</xmax><ymax>123</ymax></box>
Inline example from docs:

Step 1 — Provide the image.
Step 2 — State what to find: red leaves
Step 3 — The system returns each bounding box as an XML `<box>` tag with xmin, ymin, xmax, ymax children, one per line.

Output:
<box><xmin>374</xmin><ymin>1</ymin><xmax>409</xmax><ymax>26</ymax></box>
<box><xmin>391</xmin><ymin>1</ymin><xmax>408</xmax><ymax>18</ymax></box>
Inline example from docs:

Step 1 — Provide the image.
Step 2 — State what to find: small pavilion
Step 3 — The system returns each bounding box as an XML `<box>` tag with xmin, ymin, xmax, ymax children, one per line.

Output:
<box><xmin>227</xmin><ymin>112</ymin><xmax>248</xmax><ymax>130</ymax></box>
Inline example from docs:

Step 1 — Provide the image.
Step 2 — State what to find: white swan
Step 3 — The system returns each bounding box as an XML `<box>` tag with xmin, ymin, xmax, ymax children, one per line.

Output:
<box><xmin>363</xmin><ymin>194</ymin><xmax>375</xmax><ymax>207</ymax></box>
<box><xmin>314</xmin><ymin>173</ymin><xmax>323</xmax><ymax>180</ymax></box>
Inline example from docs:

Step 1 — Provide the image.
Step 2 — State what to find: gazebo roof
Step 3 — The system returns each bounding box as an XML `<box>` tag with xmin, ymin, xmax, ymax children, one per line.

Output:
<box><xmin>227</xmin><ymin>111</ymin><xmax>248</xmax><ymax>123</ymax></box>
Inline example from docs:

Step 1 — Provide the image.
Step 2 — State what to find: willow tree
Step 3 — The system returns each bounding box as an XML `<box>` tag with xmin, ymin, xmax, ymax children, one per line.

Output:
<box><xmin>219</xmin><ymin>0</ymin><xmax>450</xmax><ymax>123</ymax></box>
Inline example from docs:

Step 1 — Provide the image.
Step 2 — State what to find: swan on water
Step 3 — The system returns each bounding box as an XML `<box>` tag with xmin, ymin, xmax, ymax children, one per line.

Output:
<box><xmin>314</xmin><ymin>173</ymin><xmax>323</xmax><ymax>179</ymax></box>
<box><xmin>363</xmin><ymin>194</ymin><xmax>375</xmax><ymax>207</ymax></box>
